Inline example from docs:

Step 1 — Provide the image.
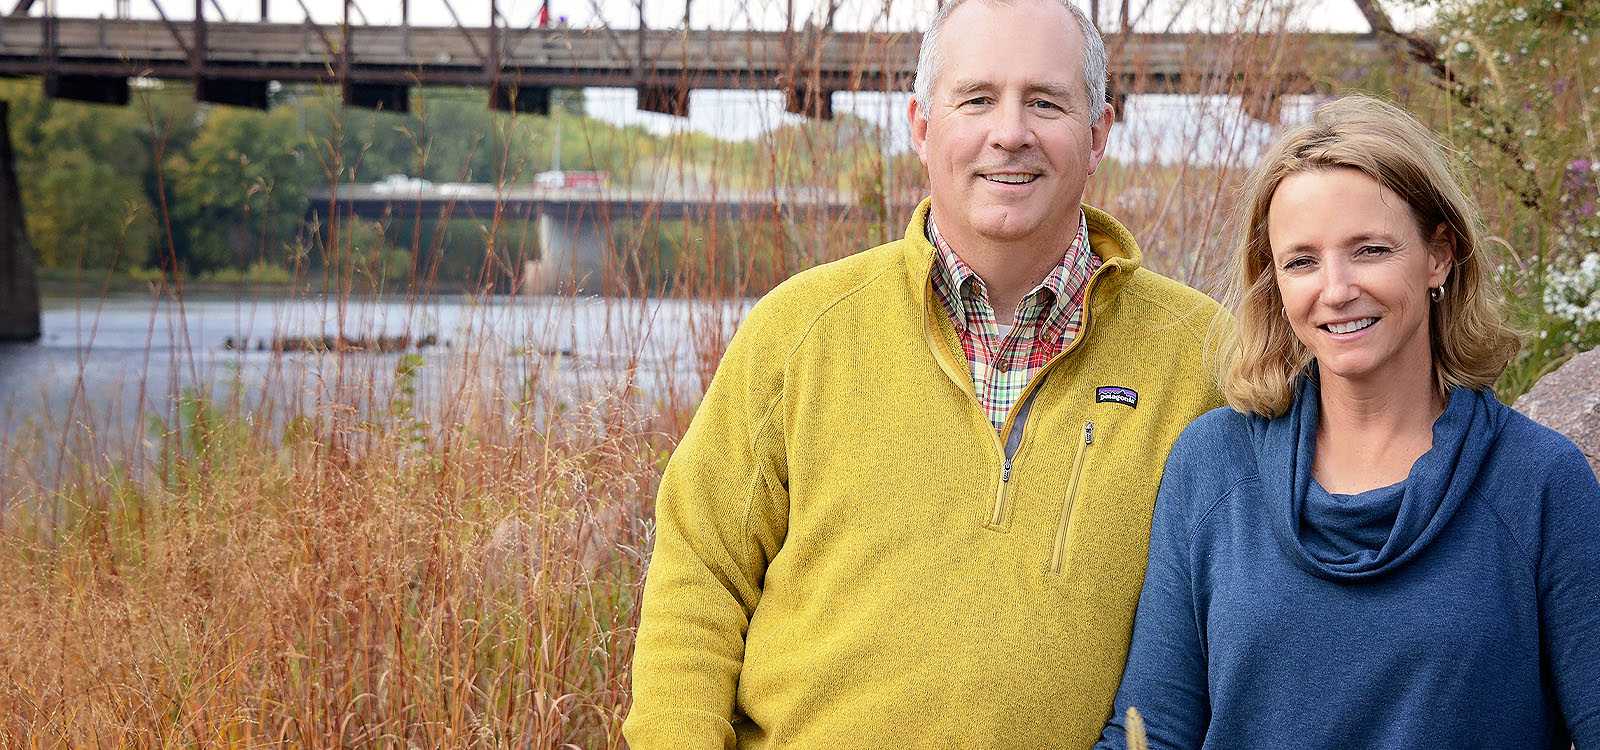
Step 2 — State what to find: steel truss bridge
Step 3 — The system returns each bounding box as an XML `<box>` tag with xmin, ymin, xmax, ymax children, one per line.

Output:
<box><xmin>0</xmin><ymin>4</ymin><xmax>1378</xmax><ymax>118</ymax></box>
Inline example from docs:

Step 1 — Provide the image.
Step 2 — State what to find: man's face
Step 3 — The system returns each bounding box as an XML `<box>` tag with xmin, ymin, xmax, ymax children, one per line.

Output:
<box><xmin>908</xmin><ymin>0</ymin><xmax>1112</xmax><ymax>250</ymax></box>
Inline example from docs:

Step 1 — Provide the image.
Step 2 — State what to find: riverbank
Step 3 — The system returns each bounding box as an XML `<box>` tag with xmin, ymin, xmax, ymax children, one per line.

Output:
<box><xmin>38</xmin><ymin>269</ymin><xmax>496</xmax><ymax>299</ymax></box>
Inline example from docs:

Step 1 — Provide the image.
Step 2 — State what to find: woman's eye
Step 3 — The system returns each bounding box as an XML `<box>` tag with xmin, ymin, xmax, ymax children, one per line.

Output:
<box><xmin>1359</xmin><ymin>244</ymin><xmax>1393</xmax><ymax>256</ymax></box>
<box><xmin>1283</xmin><ymin>257</ymin><xmax>1313</xmax><ymax>270</ymax></box>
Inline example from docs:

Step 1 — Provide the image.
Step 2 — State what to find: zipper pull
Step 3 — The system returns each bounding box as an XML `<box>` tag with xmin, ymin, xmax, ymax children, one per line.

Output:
<box><xmin>1001</xmin><ymin>457</ymin><xmax>1012</xmax><ymax>482</ymax></box>
<box><xmin>1084</xmin><ymin>421</ymin><xmax>1095</xmax><ymax>445</ymax></box>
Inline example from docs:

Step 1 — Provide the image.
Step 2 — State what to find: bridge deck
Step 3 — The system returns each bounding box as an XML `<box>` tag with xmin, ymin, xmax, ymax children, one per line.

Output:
<box><xmin>0</xmin><ymin>18</ymin><xmax>1376</xmax><ymax>93</ymax></box>
<box><xmin>308</xmin><ymin>183</ymin><xmax>869</xmax><ymax>221</ymax></box>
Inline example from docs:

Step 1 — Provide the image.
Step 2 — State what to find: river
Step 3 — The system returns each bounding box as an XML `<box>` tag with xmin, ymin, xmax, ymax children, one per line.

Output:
<box><xmin>0</xmin><ymin>292</ymin><xmax>745</xmax><ymax>457</ymax></box>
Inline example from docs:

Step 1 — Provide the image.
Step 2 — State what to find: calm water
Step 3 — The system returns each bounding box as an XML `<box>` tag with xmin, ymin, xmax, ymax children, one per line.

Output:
<box><xmin>0</xmin><ymin>292</ymin><xmax>745</xmax><ymax>451</ymax></box>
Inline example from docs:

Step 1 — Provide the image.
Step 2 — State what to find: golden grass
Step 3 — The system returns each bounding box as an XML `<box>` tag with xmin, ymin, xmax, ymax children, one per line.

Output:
<box><xmin>0</xmin><ymin>348</ymin><xmax>686</xmax><ymax>746</ymax></box>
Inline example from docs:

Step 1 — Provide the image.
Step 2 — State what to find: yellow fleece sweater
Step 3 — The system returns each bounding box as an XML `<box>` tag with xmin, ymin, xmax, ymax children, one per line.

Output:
<box><xmin>625</xmin><ymin>199</ymin><xmax>1224</xmax><ymax>749</ymax></box>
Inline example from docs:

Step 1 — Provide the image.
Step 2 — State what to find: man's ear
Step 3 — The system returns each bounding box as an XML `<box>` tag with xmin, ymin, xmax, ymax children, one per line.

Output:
<box><xmin>1427</xmin><ymin>224</ymin><xmax>1456</xmax><ymax>288</ymax></box>
<box><xmin>908</xmin><ymin>96</ymin><xmax>930</xmax><ymax>166</ymax></box>
<box><xmin>1086</xmin><ymin>100</ymin><xmax>1114</xmax><ymax>175</ymax></box>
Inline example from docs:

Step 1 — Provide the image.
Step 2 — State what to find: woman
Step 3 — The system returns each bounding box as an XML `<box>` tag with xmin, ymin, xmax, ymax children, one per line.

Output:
<box><xmin>1095</xmin><ymin>95</ymin><xmax>1600</xmax><ymax>749</ymax></box>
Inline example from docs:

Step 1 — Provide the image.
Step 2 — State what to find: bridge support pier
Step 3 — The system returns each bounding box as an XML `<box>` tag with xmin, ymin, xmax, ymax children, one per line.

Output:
<box><xmin>784</xmin><ymin>85</ymin><xmax>834</xmax><ymax>119</ymax></box>
<box><xmin>45</xmin><ymin>73</ymin><xmax>131</xmax><ymax>105</ymax></box>
<box><xmin>524</xmin><ymin>208</ymin><xmax>609</xmax><ymax>295</ymax></box>
<box><xmin>0</xmin><ymin>101</ymin><xmax>41</xmax><ymax>342</ymax></box>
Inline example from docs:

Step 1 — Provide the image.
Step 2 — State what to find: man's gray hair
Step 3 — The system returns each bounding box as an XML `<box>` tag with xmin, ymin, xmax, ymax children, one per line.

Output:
<box><xmin>912</xmin><ymin>0</ymin><xmax>1109</xmax><ymax>123</ymax></box>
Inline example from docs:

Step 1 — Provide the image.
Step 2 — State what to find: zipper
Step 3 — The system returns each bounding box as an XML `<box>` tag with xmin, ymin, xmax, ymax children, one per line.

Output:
<box><xmin>922</xmin><ymin>252</ymin><xmax>1113</xmax><ymax>530</ymax></box>
<box><xmin>982</xmin><ymin>265</ymin><xmax>1110</xmax><ymax>529</ymax></box>
<box><xmin>991</xmin><ymin>456</ymin><xmax>1013</xmax><ymax>526</ymax></box>
<box><xmin>1050</xmin><ymin>421</ymin><xmax>1095</xmax><ymax>575</ymax></box>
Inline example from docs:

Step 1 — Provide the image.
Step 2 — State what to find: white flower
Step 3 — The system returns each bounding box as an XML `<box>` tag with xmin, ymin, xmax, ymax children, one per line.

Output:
<box><xmin>1524</xmin><ymin>161</ymin><xmax>1538</xmax><ymax>172</ymax></box>
<box><xmin>1512</xmin><ymin>7</ymin><xmax>1529</xmax><ymax>21</ymax></box>
<box><xmin>1455</xmin><ymin>41</ymin><xmax>1473</xmax><ymax>54</ymax></box>
<box><xmin>1544</xmin><ymin>253</ymin><xmax>1600</xmax><ymax>327</ymax></box>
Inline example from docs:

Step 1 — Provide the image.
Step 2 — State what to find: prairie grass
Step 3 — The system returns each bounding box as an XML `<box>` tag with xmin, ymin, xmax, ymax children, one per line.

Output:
<box><xmin>0</xmin><ymin>346</ymin><xmax>681</xmax><ymax>746</ymax></box>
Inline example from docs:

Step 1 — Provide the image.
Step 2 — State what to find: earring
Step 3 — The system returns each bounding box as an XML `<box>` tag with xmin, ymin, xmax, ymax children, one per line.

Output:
<box><xmin>1429</xmin><ymin>283</ymin><xmax>1445</xmax><ymax>302</ymax></box>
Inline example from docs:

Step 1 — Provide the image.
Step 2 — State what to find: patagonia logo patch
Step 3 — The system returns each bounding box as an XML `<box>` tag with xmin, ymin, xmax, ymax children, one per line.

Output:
<box><xmin>1096</xmin><ymin>385</ymin><xmax>1139</xmax><ymax>408</ymax></box>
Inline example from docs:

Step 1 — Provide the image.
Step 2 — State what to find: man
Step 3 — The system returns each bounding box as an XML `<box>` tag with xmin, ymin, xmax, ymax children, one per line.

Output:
<box><xmin>624</xmin><ymin>0</ymin><xmax>1222</xmax><ymax>746</ymax></box>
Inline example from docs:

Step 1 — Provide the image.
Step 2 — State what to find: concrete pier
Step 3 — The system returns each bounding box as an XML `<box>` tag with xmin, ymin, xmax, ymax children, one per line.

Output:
<box><xmin>526</xmin><ymin>208</ymin><xmax>610</xmax><ymax>295</ymax></box>
<box><xmin>0</xmin><ymin>101</ymin><xmax>41</xmax><ymax>343</ymax></box>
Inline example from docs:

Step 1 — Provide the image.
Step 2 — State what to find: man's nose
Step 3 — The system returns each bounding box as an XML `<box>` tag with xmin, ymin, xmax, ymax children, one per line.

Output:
<box><xmin>989</xmin><ymin>99</ymin><xmax>1035</xmax><ymax>152</ymax></box>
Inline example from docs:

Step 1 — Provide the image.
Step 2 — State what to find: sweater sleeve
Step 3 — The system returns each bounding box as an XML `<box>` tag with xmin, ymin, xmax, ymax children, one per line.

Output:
<box><xmin>622</xmin><ymin>317</ymin><xmax>791</xmax><ymax>750</ymax></box>
<box><xmin>1537</xmin><ymin>445</ymin><xmax>1600</xmax><ymax>748</ymax></box>
<box><xmin>1095</xmin><ymin>438</ymin><xmax>1212</xmax><ymax>750</ymax></box>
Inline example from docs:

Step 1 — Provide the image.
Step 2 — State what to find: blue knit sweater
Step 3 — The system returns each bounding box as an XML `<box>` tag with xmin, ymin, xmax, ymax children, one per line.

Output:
<box><xmin>1096</xmin><ymin>379</ymin><xmax>1600</xmax><ymax>749</ymax></box>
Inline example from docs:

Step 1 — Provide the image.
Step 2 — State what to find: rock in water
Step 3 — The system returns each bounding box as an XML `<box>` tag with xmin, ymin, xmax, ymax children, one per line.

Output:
<box><xmin>1514</xmin><ymin>348</ymin><xmax>1600</xmax><ymax>477</ymax></box>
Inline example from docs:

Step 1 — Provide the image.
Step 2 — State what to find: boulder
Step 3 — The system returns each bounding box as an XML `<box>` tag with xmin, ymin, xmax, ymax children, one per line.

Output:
<box><xmin>1513</xmin><ymin>348</ymin><xmax>1600</xmax><ymax>477</ymax></box>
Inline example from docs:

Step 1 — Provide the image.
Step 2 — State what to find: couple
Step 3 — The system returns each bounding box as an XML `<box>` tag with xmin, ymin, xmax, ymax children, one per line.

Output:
<box><xmin>623</xmin><ymin>0</ymin><xmax>1600</xmax><ymax>747</ymax></box>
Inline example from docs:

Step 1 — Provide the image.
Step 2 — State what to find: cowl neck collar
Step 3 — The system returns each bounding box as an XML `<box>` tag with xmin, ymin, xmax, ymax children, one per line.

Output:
<box><xmin>1251</xmin><ymin>374</ymin><xmax>1509</xmax><ymax>582</ymax></box>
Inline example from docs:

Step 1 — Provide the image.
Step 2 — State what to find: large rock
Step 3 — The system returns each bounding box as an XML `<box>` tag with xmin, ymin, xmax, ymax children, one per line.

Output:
<box><xmin>1513</xmin><ymin>348</ymin><xmax>1600</xmax><ymax>477</ymax></box>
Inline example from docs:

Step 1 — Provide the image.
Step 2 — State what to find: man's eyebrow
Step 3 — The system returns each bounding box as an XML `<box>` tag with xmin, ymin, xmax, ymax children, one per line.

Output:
<box><xmin>947</xmin><ymin>79</ymin><xmax>993</xmax><ymax>97</ymax></box>
<box><xmin>1025</xmin><ymin>82</ymin><xmax>1076</xmax><ymax>100</ymax></box>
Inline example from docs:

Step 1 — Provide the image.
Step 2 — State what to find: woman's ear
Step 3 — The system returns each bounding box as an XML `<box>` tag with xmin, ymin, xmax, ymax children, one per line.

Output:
<box><xmin>1427</xmin><ymin>224</ymin><xmax>1456</xmax><ymax>288</ymax></box>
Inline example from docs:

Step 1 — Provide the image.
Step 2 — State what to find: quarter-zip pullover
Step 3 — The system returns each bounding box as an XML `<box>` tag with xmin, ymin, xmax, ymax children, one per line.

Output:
<box><xmin>625</xmin><ymin>198</ymin><xmax>1225</xmax><ymax>750</ymax></box>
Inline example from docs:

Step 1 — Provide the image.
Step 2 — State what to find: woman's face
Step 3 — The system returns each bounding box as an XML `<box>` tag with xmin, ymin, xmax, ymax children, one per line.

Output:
<box><xmin>1266</xmin><ymin>167</ymin><xmax>1453</xmax><ymax>389</ymax></box>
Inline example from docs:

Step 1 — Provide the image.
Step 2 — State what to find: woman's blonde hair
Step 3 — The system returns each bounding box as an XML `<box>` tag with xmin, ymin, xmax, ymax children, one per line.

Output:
<box><xmin>1216</xmin><ymin>94</ymin><xmax>1520</xmax><ymax>417</ymax></box>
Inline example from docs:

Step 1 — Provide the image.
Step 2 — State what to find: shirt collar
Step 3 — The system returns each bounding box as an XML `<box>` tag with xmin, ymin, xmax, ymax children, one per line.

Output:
<box><xmin>925</xmin><ymin>210</ymin><xmax>1093</xmax><ymax>332</ymax></box>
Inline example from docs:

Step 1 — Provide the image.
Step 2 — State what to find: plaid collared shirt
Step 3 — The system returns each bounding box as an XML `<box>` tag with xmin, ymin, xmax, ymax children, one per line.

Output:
<box><xmin>928</xmin><ymin>212</ymin><xmax>1102</xmax><ymax>433</ymax></box>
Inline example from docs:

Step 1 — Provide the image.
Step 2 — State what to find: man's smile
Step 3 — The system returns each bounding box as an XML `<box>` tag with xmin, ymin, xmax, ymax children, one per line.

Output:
<box><xmin>980</xmin><ymin>172</ymin><xmax>1040</xmax><ymax>185</ymax></box>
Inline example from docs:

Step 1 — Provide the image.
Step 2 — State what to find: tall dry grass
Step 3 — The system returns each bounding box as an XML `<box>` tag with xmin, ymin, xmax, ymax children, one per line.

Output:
<box><xmin>0</xmin><ymin>0</ymin><xmax>1359</xmax><ymax>744</ymax></box>
<box><xmin>0</xmin><ymin>346</ymin><xmax>687</xmax><ymax>745</ymax></box>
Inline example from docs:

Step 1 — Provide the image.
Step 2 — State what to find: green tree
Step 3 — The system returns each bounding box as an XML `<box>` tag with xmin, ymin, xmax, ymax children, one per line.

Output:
<box><xmin>30</xmin><ymin>148</ymin><xmax>157</xmax><ymax>269</ymax></box>
<box><xmin>168</xmin><ymin>105</ymin><xmax>317</xmax><ymax>273</ymax></box>
<box><xmin>0</xmin><ymin>80</ymin><xmax>189</xmax><ymax>271</ymax></box>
